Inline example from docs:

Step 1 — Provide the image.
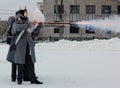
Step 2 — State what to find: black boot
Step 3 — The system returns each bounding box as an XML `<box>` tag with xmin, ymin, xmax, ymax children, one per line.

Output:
<box><xmin>31</xmin><ymin>80</ymin><xmax>43</xmax><ymax>84</ymax></box>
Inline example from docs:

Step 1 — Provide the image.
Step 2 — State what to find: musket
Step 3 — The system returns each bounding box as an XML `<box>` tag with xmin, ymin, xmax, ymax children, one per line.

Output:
<box><xmin>38</xmin><ymin>22</ymin><xmax>72</xmax><ymax>27</ymax></box>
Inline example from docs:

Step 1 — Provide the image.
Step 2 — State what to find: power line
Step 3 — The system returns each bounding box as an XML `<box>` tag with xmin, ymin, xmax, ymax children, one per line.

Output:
<box><xmin>0</xmin><ymin>9</ymin><xmax>16</xmax><ymax>12</ymax></box>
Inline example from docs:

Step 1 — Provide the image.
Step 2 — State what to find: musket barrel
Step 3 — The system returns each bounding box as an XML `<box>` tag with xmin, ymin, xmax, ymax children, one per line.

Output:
<box><xmin>45</xmin><ymin>22</ymin><xmax>71</xmax><ymax>24</ymax></box>
<box><xmin>38</xmin><ymin>22</ymin><xmax>71</xmax><ymax>25</ymax></box>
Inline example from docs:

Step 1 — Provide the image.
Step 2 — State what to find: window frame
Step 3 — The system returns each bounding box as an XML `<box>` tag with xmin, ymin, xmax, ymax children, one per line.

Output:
<box><xmin>86</xmin><ymin>5</ymin><xmax>96</xmax><ymax>14</ymax></box>
<box><xmin>101</xmin><ymin>5</ymin><xmax>111</xmax><ymax>14</ymax></box>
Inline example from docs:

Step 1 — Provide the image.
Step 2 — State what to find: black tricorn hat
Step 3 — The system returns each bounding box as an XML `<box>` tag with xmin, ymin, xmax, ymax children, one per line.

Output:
<box><xmin>17</xmin><ymin>9</ymin><xmax>28</xmax><ymax>20</ymax></box>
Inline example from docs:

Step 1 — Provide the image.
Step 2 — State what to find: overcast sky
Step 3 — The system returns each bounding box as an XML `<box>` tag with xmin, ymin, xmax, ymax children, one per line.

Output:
<box><xmin>0</xmin><ymin>0</ymin><xmax>42</xmax><ymax>20</ymax></box>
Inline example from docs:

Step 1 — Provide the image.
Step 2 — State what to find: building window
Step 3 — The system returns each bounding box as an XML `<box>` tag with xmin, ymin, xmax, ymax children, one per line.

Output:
<box><xmin>101</xmin><ymin>5</ymin><xmax>111</xmax><ymax>18</ymax></box>
<box><xmin>102</xmin><ymin>5</ymin><xmax>111</xmax><ymax>14</ymax></box>
<box><xmin>86</xmin><ymin>5</ymin><xmax>96</xmax><ymax>14</ymax></box>
<box><xmin>85</xmin><ymin>5</ymin><xmax>96</xmax><ymax>20</ymax></box>
<box><xmin>54</xmin><ymin>5</ymin><xmax>64</xmax><ymax>14</ymax></box>
<box><xmin>118</xmin><ymin>6</ymin><xmax>120</xmax><ymax>14</ymax></box>
<box><xmin>40</xmin><ymin>5</ymin><xmax>43</xmax><ymax>9</ymax></box>
<box><xmin>70</xmin><ymin>5</ymin><xmax>79</xmax><ymax>14</ymax></box>
<box><xmin>85</xmin><ymin>26</ymin><xmax>95</xmax><ymax>34</ymax></box>
<box><xmin>70</xmin><ymin>24</ymin><xmax>79</xmax><ymax>33</ymax></box>
<box><xmin>70</xmin><ymin>5</ymin><xmax>80</xmax><ymax>22</ymax></box>
<box><xmin>54</xmin><ymin>5</ymin><xmax>64</xmax><ymax>21</ymax></box>
<box><xmin>54</xmin><ymin>28</ymin><xmax>60</xmax><ymax>33</ymax></box>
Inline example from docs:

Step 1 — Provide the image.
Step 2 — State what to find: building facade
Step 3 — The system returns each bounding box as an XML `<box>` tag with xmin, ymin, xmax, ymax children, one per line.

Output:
<box><xmin>40</xmin><ymin>0</ymin><xmax>120</xmax><ymax>40</ymax></box>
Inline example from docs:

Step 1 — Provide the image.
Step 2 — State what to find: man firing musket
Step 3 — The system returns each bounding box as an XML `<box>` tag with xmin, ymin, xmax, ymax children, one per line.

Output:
<box><xmin>7</xmin><ymin>8</ymin><xmax>44</xmax><ymax>85</ymax></box>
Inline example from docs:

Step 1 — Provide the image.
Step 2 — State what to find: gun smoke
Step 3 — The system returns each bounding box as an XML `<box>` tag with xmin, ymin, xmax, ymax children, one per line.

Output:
<box><xmin>28</xmin><ymin>8</ymin><xmax>45</xmax><ymax>23</ymax></box>
<box><xmin>75</xmin><ymin>15</ymin><xmax>120</xmax><ymax>33</ymax></box>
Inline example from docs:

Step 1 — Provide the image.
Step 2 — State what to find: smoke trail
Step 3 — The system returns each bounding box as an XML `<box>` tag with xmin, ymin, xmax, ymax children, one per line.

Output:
<box><xmin>75</xmin><ymin>15</ymin><xmax>120</xmax><ymax>33</ymax></box>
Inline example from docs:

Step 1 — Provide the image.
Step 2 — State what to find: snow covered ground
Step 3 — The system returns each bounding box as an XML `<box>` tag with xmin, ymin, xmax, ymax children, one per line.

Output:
<box><xmin>0</xmin><ymin>38</ymin><xmax>120</xmax><ymax>88</ymax></box>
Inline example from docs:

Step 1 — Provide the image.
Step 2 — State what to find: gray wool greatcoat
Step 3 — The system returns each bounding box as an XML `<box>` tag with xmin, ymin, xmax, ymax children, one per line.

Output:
<box><xmin>7</xmin><ymin>21</ymin><xmax>36</xmax><ymax>64</ymax></box>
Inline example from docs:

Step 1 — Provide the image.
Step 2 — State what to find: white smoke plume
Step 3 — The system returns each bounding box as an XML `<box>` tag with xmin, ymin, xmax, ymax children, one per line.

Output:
<box><xmin>75</xmin><ymin>15</ymin><xmax>120</xmax><ymax>33</ymax></box>
<box><xmin>28</xmin><ymin>8</ymin><xmax>45</xmax><ymax>23</ymax></box>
